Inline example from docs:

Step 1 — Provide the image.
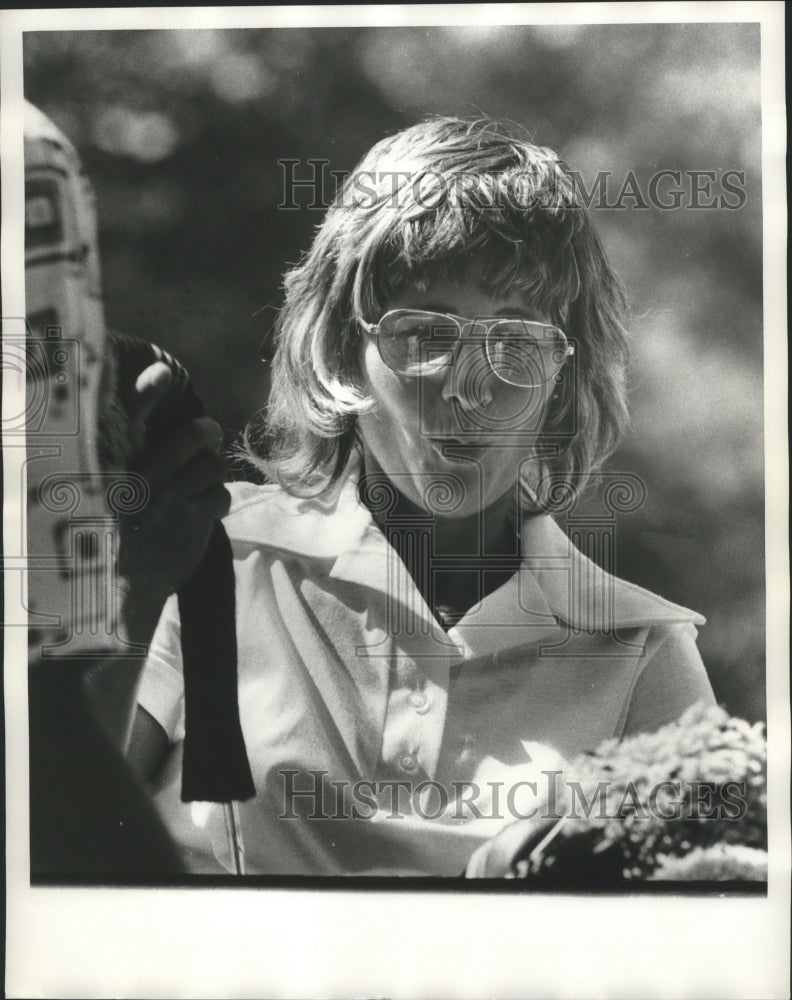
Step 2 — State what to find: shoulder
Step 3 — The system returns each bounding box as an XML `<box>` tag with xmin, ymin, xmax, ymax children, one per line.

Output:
<box><xmin>221</xmin><ymin>475</ymin><xmax>371</xmax><ymax>561</ymax></box>
<box><xmin>620</xmin><ymin>619</ymin><xmax>716</xmax><ymax>734</ymax></box>
<box><xmin>221</xmin><ymin>480</ymin><xmax>317</xmax><ymax>550</ymax></box>
<box><xmin>224</xmin><ymin>479</ymin><xmax>283</xmax><ymax>515</ymax></box>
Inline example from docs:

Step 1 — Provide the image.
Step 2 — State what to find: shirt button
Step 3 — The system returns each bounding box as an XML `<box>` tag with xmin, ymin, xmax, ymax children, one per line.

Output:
<box><xmin>399</xmin><ymin>752</ymin><xmax>419</xmax><ymax>774</ymax></box>
<box><xmin>409</xmin><ymin>690</ymin><xmax>431</xmax><ymax>714</ymax></box>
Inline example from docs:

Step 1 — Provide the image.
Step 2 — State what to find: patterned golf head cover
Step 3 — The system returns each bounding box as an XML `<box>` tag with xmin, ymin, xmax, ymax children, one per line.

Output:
<box><xmin>23</xmin><ymin>101</ymin><xmax>140</xmax><ymax>660</ymax></box>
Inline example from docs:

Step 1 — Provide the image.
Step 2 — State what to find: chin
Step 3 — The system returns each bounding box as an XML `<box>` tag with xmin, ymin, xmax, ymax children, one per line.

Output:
<box><xmin>420</xmin><ymin>476</ymin><xmax>511</xmax><ymax>519</ymax></box>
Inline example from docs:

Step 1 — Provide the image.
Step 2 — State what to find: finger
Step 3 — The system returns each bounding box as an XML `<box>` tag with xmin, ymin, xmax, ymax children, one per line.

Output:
<box><xmin>133</xmin><ymin>476</ymin><xmax>223</xmax><ymax>533</ymax></box>
<box><xmin>133</xmin><ymin>417</ymin><xmax>225</xmax><ymax>486</ymax></box>
<box><xmin>177</xmin><ymin>487</ymin><xmax>232</xmax><ymax>538</ymax></box>
<box><xmin>132</xmin><ymin>361</ymin><xmax>174</xmax><ymax>422</ymax></box>
<box><xmin>165</xmin><ymin>450</ymin><xmax>226</xmax><ymax>501</ymax></box>
<box><xmin>125</xmin><ymin>457</ymin><xmax>226</xmax><ymax>530</ymax></box>
<box><xmin>466</xmin><ymin>816</ymin><xmax>553</xmax><ymax>878</ymax></box>
<box><xmin>194</xmin><ymin>483</ymin><xmax>232</xmax><ymax>520</ymax></box>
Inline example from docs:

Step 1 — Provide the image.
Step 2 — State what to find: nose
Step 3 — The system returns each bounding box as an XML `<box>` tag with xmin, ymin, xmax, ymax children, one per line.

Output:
<box><xmin>440</xmin><ymin>338</ymin><xmax>494</xmax><ymax>411</ymax></box>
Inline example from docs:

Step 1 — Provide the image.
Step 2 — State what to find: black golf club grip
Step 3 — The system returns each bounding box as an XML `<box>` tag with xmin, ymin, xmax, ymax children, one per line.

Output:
<box><xmin>111</xmin><ymin>334</ymin><xmax>255</xmax><ymax>803</ymax></box>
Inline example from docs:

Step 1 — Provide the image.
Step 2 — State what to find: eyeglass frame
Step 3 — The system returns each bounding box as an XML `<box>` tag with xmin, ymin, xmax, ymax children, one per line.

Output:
<box><xmin>359</xmin><ymin>308</ymin><xmax>575</xmax><ymax>388</ymax></box>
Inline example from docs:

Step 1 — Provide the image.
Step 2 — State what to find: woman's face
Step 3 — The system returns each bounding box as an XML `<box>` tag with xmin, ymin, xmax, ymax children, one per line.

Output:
<box><xmin>357</xmin><ymin>278</ymin><xmax>557</xmax><ymax>518</ymax></box>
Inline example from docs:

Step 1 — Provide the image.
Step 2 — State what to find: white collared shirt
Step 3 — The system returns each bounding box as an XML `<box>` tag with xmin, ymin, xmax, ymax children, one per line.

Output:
<box><xmin>138</xmin><ymin>469</ymin><xmax>715</xmax><ymax>876</ymax></box>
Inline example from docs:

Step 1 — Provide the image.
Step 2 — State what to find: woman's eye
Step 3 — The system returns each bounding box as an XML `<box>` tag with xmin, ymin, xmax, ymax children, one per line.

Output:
<box><xmin>412</xmin><ymin>336</ymin><xmax>456</xmax><ymax>365</ymax></box>
<box><xmin>414</xmin><ymin>321</ymin><xmax>457</xmax><ymax>342</ymax></box>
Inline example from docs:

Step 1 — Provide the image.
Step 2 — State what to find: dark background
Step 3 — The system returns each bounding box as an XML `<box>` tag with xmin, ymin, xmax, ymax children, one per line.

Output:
<box><xmin>23</xmin><ymin>23</ymin><xmax>765</xmax><ymax>720</ymax></box>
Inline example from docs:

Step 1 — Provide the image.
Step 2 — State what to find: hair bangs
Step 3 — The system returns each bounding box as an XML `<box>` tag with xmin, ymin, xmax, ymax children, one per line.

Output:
<box><xmin>363</xmin><ymin>195</ymin><xmax>582</xmax><ymax>328</ymax></box>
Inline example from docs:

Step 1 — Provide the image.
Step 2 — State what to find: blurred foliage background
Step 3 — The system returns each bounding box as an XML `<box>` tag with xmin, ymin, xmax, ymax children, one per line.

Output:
<box><xmin>23</xmin><ymin>23</ymin><xmax>765</xmax><ymax>720</ymax></box>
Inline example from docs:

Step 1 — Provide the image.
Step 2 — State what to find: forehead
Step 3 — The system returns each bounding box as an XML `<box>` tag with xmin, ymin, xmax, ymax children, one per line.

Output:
<box><xmin>383</xmin><ymin>277</ymin><xmax>550</xmax><ymax>321</ymax></box>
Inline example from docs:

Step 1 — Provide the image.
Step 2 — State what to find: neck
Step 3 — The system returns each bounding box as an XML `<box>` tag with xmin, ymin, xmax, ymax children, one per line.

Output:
<box><xmin>435</xmin><ymin>487</ymin><xmax>519</xmax><ymax>557</ymax></box>
<box><xmin>359</xmin><ymin>455</ymin><xmax>520</xmax><ymax>559</ymax></box>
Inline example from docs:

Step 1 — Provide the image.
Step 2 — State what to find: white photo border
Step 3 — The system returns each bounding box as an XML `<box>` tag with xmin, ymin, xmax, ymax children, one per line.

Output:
<box><xmin>3</xmin><ymin>4</ymin><xmax>789</xmax><ymax>998</ymax></box>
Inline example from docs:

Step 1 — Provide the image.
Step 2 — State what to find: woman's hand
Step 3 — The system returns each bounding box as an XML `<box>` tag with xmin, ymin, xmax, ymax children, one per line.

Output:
<box><xmin>116</xmin><ymin>361</ymin><xmax>231</xmax><ymax>643</ymax></box>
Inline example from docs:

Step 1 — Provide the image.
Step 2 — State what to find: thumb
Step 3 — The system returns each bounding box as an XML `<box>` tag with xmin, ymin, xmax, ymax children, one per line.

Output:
<box><xmin>133</xmin><ymin>361</ymin><xmax>173</xmax><ymax>423</ymax></box>
<box><xmin>123</xmin><ymin>362</ymin><xmax>174</xmax><ymax>461</ymax></box>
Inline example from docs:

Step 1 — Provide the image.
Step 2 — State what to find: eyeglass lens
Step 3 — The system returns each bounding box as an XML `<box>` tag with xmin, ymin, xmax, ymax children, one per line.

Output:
<box><xmin>377</xmin><ymin>311</ymin><xmax>568</xmax><ymax>388</ymax></box>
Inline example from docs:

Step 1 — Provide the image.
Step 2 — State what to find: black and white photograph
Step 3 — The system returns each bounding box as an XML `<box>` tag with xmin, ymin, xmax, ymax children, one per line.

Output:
<box><xmin>2</xmin><ymin>3</ymin><xmax>788</xmax><ymax>998</ymax></box>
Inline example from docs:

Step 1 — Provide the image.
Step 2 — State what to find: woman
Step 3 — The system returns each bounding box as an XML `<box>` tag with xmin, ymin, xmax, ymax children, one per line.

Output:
<box><xmin>119</xmin><ymin>117</ymin><xmax>715</xmax><ymax>875</ymax></box>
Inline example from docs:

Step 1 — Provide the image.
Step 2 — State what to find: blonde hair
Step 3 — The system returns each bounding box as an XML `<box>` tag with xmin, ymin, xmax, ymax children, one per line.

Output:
<box><xmin>243</xmin><ymin>116</ymin><xmax>630</xmax><ymax>506</ymax></box>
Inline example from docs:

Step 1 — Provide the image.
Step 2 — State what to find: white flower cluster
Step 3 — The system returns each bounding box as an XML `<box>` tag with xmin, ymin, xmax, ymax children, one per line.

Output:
<box><xmin>511</xmin><ymin>703</ymin><xmax>767</xmax><ymax>881</ymax></box>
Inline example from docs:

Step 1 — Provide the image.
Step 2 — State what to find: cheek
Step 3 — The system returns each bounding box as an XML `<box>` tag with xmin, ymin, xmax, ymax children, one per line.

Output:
<box><xmin>361</xmin><ymin>342</ymin><xmax>419</xmax><ymax>421</ymax></box>
<box><xmin>358</xmin><ymin>344</ymin><xmax>417</xmax><ymax>466</ymax></box>
<box><xmin>484</xmin><ymin>383</ymin><xmax>553</xmax><ymax>435</ymax></box>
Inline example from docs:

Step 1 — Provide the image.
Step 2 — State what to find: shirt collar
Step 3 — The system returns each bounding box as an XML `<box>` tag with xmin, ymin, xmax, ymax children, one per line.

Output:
<box><xmin>224</xmin><ymin>465</ymin><xmax>705</xmax><ymax>648</ymax></box>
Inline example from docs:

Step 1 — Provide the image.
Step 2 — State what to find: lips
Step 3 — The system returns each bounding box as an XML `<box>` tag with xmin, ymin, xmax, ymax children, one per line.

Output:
<box><xmin>428</xmin><ymin>434</ymin><xmax>493</xmax><ymax>446</ymax></box>
<box><xmin>427</xmin><ymin>436</ymin><xmax>495</xmax><ymax>459</ymax></box>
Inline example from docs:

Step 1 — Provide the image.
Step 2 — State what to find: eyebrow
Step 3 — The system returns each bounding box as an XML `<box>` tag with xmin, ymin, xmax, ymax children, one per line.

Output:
<box><xmin>418</xmin><ymin>303</ymin><xmax>539</xmax><ymax>320</ymax></box>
